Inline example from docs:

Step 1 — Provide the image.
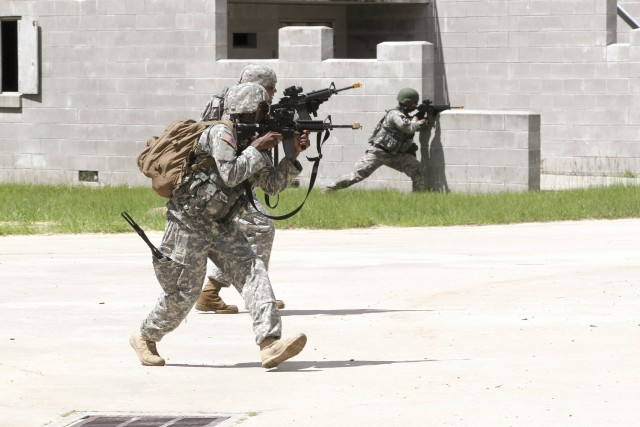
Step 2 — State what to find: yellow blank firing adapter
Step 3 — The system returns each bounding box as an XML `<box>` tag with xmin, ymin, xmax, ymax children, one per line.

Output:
<box><xmin>352</xmin><ymin>123</ymin><xmax>362</xmax><ymax>129</ymax></box>
<box><xmin>353</xmin><ymin>83</ymin><xmax>361</xmax><ymax>88</ymax></box>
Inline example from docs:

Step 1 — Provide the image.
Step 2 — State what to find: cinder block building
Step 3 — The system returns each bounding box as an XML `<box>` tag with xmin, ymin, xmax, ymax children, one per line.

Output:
<box><xmin>1</xmin><ymin>0</ymin><xmax>639</xmax><ymax>192</ymax></box>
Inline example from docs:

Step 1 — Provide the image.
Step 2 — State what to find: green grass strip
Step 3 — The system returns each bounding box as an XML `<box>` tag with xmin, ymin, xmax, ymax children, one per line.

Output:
<box><xmin>0</xmin><ymin>183</ymin><xmax>638</xmax><ymax>235</ymax></box>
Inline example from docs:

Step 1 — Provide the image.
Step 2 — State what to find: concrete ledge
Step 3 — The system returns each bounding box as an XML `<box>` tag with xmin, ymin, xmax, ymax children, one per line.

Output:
<box><xmin>541</xmin><ymin>173</ymin><xmax>640</xmax><ymax>190</ymax></box>
<box><xmin>0</xmin><ymin>93</ymin><xmax>22</xmax><ymax>108</ymax></box>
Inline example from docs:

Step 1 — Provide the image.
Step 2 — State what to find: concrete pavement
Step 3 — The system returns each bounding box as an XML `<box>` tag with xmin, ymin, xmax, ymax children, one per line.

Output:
<box><xmin>1</xmin><ymin>220</ymin><xmax>639</xmax><ymax>427</ymax></box>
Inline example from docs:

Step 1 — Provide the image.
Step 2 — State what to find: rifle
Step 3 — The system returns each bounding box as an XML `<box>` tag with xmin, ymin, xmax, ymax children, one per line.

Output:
<box><xmin>271</xmin><ymin>82</ymin><xmax>361</xmax><ymax>121</ymax></box>
<box><xmin>236</xmin><ymin>114</ymin><xmax>361</xmax><ymax>159</ymax></box>
<box><xmin>233</xmin><ymin>83</ymin><xmax>362</xmax><ymax>219</ymax></box>
<box><xmin>235</xmin><ymin>114</ymin><xmax>361</xmax><ymax>220</ymax></box>
<box><xmin>262</xmin><ymin>82</ymin><xmax>361</xmax><ymax>159</ymax></box>
<box><xmin>414</xmin><ymin>99</ymin><xmax>464</xmax><ymax>126</ymax></box>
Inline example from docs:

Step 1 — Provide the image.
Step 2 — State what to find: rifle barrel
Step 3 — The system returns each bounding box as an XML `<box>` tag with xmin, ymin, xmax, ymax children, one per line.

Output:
<box><xmin>334</xmin><ymin>83</ymin><xmax>361</xmax><ymax>93</ymax></box>
<box><xmin>330</xmin><ymin>123</ymin><xmax>361</xmax><ymax>129</ymax></box>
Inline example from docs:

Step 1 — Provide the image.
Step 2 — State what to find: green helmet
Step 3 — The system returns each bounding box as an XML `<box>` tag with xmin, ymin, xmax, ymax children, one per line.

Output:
<box><xmin>396</xmin><ymin>88</ymin><xmax>420</xmax><ymax>107</ymax></box>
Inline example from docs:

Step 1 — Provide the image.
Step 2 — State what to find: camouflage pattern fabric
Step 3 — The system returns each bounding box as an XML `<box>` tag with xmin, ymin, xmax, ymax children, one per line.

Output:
<box><xmin>326</xmin><ymin>108</ymin><xmax>427</xmax><ymax>192</ymax></box>
<box><xmin>369</xmin><ymin>108</ymin><xmax>424</xmax><ymax>155</ymax></box>
<box><xmin>140</xmin><ymin>119</ymin><xmax>302</xmax><ymax>345</ymax></box>
<box><xmin>224</xmin><ymin>82</ymin><xmax>268</xmax><ymax>115</ymax></box>
<box><xmin>326</xmin><ymin>146</ymin><xmax>426</xmax><ymax>192</ymax></box>
<box><xmin>200</xmin><ymin>64</ymin><xmax>276</xmax><ymax>121</ymax></box>
<box><xmin>207</xmin><ymin>196</ymin><xmax>275</xmax><ymax>288</ymax></box>
<box><xmin>207</xmin><ymin>67</ymin><xmax>278</xmax><ymax>290</ymax></box>
<box><xmin>238</xmin><ymin>64</ymin><xmax>277</xmax><ymax>88</ymax></box>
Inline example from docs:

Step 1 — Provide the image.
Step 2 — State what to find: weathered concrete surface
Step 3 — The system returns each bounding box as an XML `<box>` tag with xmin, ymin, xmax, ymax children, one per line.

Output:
<box><xmin>1</xmin><ymin>220</ymin><xmax>639</xmax><ymax>426</ymax></box>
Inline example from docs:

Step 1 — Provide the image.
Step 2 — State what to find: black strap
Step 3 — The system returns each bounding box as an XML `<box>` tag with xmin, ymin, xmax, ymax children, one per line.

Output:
<box><xmin>121</xmin><ymin>212</ymin><xmax>167</xmax><ymax>260</ymax></box>
<box><xmin>245</xmin><ymin>129</ymin><xmax>329</xmax><ymax>220</ymax></box>
<box><xmin>264</xmin><ymin>146</ymin><xmax>280</xmax><ymax>209</ymax></box>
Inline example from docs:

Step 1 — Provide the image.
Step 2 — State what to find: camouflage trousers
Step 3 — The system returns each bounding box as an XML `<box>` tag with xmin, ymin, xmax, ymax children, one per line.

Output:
<box><xmin>326</xmin><ymin>146</ymin><xmax>426</xmax><ymax>192</ymax></box>
<box><xmin>207</xmin><ymin>194</ymin><xmax>275</xmax><ymax>287</ymax></box>
<box><xmin>140</xmin><ymin>218</ymin><xmax>281</xmax><ymax>345</ymax></box>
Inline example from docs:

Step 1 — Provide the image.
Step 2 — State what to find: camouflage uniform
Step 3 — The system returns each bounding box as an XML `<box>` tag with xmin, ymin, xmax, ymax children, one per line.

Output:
<box><xmin>206</xmin><ymin>64</ymin><xmax>278</xmax><ymax>292</ymax></box>
<box><xmin>140</xmin><ymin>89</ymin><xmax>301</xmax><ymax>345</ymax></box>
<box><xmin>325</xmin><ymin>107</ymin><xmax>427</xmax><ymax>192</ymax></box>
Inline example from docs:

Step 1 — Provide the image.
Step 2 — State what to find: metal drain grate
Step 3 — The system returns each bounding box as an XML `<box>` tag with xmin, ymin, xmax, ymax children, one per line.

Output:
<box><xmin>67</xmin><ymin>415</ymin><xmax>229</xmax><ymax>427</ymax></box>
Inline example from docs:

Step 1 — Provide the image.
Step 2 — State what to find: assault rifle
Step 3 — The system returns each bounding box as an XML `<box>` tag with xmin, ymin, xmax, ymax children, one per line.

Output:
<box><xmin>260</xmin><ymin>81</ymin><xmax>361</xmax><ymax>158</ymax></box>
<box><xmin>414</xmin><ymin>99</ymin><xmax>464</xmax><ymax>126</ymax></box>
<box><xmin>234</xmin><ymin>115</ymin><xmax>361</xmax><ymax>220</ymax></box>
<box><xmin>271</xmin><ymin>82</ymin><xmax>361</xmax><ymax>121</ymax></box>
<box><xmin>236</xmin><ymin>111</ymin><xmax>361</xmax><ymax>159</ymax></box>
<box><xmin>234</xmin><ymin>90</ymin><xmax>362</xmax><ymax>220</ymax></box>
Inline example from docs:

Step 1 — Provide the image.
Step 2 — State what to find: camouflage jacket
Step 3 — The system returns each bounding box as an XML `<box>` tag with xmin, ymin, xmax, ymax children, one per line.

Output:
<box><xmin>368</xmin><ymin>107</ymin><xmax>423</xmax><ymax>155</ymax></box>
<box><xmin>167</xmin><ymin>122</ymin><xmax>301</xmax><ymax>231</ymax></box>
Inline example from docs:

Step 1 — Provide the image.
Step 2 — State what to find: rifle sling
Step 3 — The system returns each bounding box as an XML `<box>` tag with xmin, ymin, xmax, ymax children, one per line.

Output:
<box><xmin>245</xmin><ymin>129</ymin><xmax>329</xmax><ymax>220</ymax></box>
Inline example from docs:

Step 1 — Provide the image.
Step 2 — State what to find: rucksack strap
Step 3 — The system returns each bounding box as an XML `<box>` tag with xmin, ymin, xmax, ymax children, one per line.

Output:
<box><xmin>245</xmin><ymin>129</ymin><xmax>330</xmax><ymax>220</ymax></box>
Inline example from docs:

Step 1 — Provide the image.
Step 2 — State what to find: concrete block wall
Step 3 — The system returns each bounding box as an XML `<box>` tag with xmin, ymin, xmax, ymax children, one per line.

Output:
<box><xmin>431</xmin><ymin>0</ymin><xmax>640</xmax><ymax>180</ymax></box>
<box><xmin>424</xmin><ymin>110</ymin><xmax>541</xmax><ymax>193</ymax></box>
<box><xmin>0</xmin><ymin>0</ymin><xmax>230</xmax><ymax>186</ymax></box>
<box><xmin>0</xmin><ymin>1</ymin><xmax>438</xmax><ymax>191</ymax></box>
<box><xmin>0</xmin><ymin>0</ymin><xmax>543</xmax><ymax>193</ymax></box>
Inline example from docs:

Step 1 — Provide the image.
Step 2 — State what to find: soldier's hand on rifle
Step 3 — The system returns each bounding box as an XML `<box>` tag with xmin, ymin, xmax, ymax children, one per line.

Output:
<box><xmin>412</xmin><ymin>116</ymin><xmax>427</xmax><ymax>129</ymax></box>
<box><xmin>251</xmin><ymin>131</ymin><xmax>284</xmax><ymax>151</ymax></box>
<box><xmin>290</xmin><ymin>130</ymin><xmax>311</xmax><ymax>161</ymax></box>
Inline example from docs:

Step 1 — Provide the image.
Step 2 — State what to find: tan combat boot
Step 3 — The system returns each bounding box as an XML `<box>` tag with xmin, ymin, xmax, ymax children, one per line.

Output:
<box><xmin>129</xmin><ymin>331</ymin><xmax>165</xmax><ymax>366</ymax></box>
<box><xmin>259</xmin><ymin>333</ymin><xmax>307</xmax><ymax>369</ymax></box>
<box><xmin>195</xmin><ymin>278</ymin><xmax>239</xmax><ymax>314</ymax></box>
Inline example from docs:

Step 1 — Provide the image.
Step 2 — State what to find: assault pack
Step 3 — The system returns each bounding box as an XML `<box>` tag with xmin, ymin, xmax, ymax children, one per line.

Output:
<box><xmin>137</xmin><ymin>119</ymin><xmax>231</xmax><ymax>198</ymax></box>
<box><xmin>200</xmin><ymin>88</ymin><xmax>228</xmax><ymax>121</ymax></box>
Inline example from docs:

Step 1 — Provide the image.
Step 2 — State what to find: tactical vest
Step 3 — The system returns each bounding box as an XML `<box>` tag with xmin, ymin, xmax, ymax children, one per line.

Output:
<box><xmin>368</xmin><ymin>108</ymin><xmax>416</xmax><ymax>155</ymax></box>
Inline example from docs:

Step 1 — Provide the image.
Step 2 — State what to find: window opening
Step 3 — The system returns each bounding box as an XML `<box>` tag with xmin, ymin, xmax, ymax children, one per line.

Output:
<box><xmin>79</xmin><ymin>171</ymin><xmax>99</xmax><ymax>183</ymax></box>
<box><xmin>232</xmin><ymin>32</ymin><xmax>257</xmax><ymax>48</ymax></box>
<box><xmin>1</xmin><ymin>19</ymin><xmax>19</xmax><ymax>92</ymax></box>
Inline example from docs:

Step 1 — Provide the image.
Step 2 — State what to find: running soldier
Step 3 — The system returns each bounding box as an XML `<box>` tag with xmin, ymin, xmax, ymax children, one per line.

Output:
<box><xmin>130</xmin><ymin>82</ymin><xmax>309</xmax><ymax>368</ymax></box>
<box><xmin>196</xmin><ymin>64</ymin><xmax>285</xmax><ymax>314</ymax></box>
<box><xmin>323</xmin><ymin>88</ymin><xmax>427</xmax><ymax>192</ymax></box>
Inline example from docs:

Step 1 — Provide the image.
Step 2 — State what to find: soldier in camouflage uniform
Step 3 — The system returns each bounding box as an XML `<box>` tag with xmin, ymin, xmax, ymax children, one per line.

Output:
<box><xmin>323</xmin><ymin>88</ymin><xmax>427</xmax><ymax>192</ymax></box>
<box><xmin>130</xmin><ymin>82</ymin><xmax>310</xmax><ymax>368</ymax></box>
<box><xmin>197</xmin><ymin>64</ymin><xmax>285</xmax><ymax>314</ymax></box>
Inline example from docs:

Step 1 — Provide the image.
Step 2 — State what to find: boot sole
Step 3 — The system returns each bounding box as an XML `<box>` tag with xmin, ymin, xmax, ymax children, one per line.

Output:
<box><xmin>129</xmin><ymin>334</ymin><xmax>166</xmax><ymax>366</ymax></box>
<box><xmin>195</xmin><ymin>303</ymin><xmax>238</xmax><ymax>314</ymax></box>
<box><xmin>262</xmin><ymin>334</ymin><xmax>307</xmax><ymax>369</ymax></box>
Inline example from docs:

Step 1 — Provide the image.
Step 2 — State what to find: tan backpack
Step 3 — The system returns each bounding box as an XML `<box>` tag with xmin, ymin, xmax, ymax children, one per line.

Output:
<box><xmin>137</xmin><ymin>119</ymin><xmax>232</xmax><ymax>198</ymax></box>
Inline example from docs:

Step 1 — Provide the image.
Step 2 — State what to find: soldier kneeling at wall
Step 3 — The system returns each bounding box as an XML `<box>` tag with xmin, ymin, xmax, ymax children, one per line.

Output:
<box><xmin>323</xmin><ymin>88</ymin><xmax>427</xmax><ymax>193</ymax></box>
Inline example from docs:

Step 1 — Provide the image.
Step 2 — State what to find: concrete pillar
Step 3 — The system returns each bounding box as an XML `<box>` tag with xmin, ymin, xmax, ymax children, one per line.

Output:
<box><xmin>377</xmin><ymin>41</ymin><xmax>435</xmax><ymax>99</ymax></box>
<box><xmin>279</xmin><ymin>26</ymin><xmax>334</xmax><ymax>62</ymax></box>
<box><xmin>213</xmin><ymin>0</ymin><xmax>227</xmax><ymax>60</ymax></box>
<box><xmin>605</xmin><ymin>0</ymin><xmax>618</xmax><ymax>45</ymax></box>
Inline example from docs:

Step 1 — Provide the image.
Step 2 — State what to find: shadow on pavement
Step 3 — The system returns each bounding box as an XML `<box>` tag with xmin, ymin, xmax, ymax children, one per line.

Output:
<box><xmin>165</xmin><ymin>358</ymin><xmax>455</xmax><ymax>371</ymax></box>
<box><xmin>196</xmin><ymin>308</ymin><xmax>434</xmax><ymax>316</ymax></box>
<box><xmin>280</xmin><ymin>308</ymin><xmax>434</xmax><ymax>316</ymax></box>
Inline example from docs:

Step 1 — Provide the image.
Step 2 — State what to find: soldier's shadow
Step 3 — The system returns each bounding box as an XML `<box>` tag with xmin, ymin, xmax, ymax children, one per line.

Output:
<box><xmin>177</xmin><ymin>308</ymin><xmax>445</xmax><ymax>371</ymax></box>
<box><xmin>280</xmin><ymin>308</ymin><xmax>433</xmax><ymax>316</ymax></box>
<box><xmin>167</xmin><ymin>358</ymin><xmax>445</xmax><ymax>372</ymax></box>
<box><xmin>197</xmin><ymin>309</ymin><xmax>435</xmax><ymax>317</ymax></box>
